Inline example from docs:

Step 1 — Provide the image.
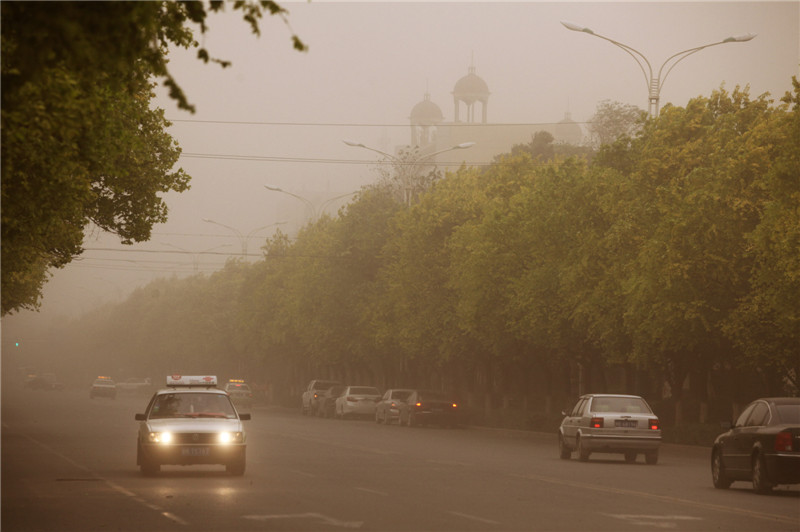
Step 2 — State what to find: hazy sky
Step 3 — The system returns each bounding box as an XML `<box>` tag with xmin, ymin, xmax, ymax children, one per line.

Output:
<box><xmin>3</xmin><ymin>1</ymin><xmax>798</xmax><ymax>346</ymax></box>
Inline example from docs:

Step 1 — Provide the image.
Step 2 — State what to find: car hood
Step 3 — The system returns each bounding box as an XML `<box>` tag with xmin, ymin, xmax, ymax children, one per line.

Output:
<box><xmin>144</xmin><ymin>417</ymin><xmax>243</xmax><ymax>433</ymax></box>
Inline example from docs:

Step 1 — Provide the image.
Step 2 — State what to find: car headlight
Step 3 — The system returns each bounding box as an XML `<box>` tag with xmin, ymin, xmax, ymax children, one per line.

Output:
<box><xmin>148</xmin><ymin>431</ymin><xmax>172</xmax><ymax>444</ymax></box>
<box><xmin>218</xmin><ymin>432</ymin><xmax>243</xmax><ymax>444</ymax></box>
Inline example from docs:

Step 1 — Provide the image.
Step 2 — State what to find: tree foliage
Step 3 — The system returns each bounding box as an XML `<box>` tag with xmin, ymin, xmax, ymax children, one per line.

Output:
<box><xmin>1</xmin><ymin>1</ymin><xmax>305</xmax><ymax>315</ymax></box>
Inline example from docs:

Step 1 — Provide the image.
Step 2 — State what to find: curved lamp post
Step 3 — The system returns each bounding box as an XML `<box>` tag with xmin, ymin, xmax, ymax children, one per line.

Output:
<box><xmin>343</xmin><ymin>140</ymin><xmax>475</xmax><ymax>205</ymax></box>
<box><xmin>263</xmin><ymin>186</ymin><xmax>357</xmax><ymax>221</ymax></box>
<box><xmin>201</xmin><ymin>219</ymin><xmax>286</xmax><ymax>258</ymax></box>
<box><xmin>561</xmin><ymin>21</ymin><xmax>755</xmax><ymax>117</ymax></box>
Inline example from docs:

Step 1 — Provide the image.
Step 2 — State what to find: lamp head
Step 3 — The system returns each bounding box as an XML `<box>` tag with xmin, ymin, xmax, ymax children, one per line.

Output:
<box><xmin>454</xmin><ymin>142</ymin><xmax>476</xmax><ymax>149</ymax></box>
<box><xmin>343</xmin><ymin>140</ymin><xmax>364</xmax><ymax>148</ymax></box>
<box><xmin>723</xmin><ymin>33</ymin><xmax>756</xmax><ymax>43</ymax></box>
<box><xmin>561</xmin><ymin>21</ymin><xmax>594</xmax><ymax>34</ymax></box>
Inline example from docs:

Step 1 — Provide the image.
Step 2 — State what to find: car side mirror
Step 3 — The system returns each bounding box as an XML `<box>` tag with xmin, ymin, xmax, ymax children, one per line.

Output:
<box><xmin>135</xmin><ymin>413</ymin><xmax>146</xmax><ymax>421</ymax></box>
<box><xmin>561</xmin><ymin>410</ymin><xmax>567</xmax><ymax>416</ymax></box>
<box><xmin>239</xmin><ymin>413</ymin><xmax>251</xmax><ymax>421</ymax></box>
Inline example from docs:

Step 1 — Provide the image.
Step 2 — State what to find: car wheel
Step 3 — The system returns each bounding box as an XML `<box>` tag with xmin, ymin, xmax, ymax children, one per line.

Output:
<box><xmin>645</xmin><ymin>450</ymin><xmax>659</xmax><ymax>465</ymax></box>
<box><xmin>752</xmin><ymin>453</ymin><xmax>773</xmax><ymax>494</ymax></box>
<box><xmin>375</xmin><ymin>411</ymin><xmax>382</xmax><ymax>424</ymax></box>
<box><xmin>558</xmin><ymin>434</ymin><xmax>571</xmax><ymax>459</ymax></box>
<box><xmin>227</xmin><ymin>459</ymin><xmax>246</xmax><ymax>476</ymax></box>
<box><xmin>384</xmin><ymin>413</ymin><xmax>392</xmax><ymax>425</ymax></box>
<box><xmin>407</xmin><ymin>412</ymin><xmax>415</xmax><ymax>428</ymax></box>
<box><xmin>577</xmin><ymin>435</ymin><xmax>590</xmax><ymax>462</ymax></box>
<box><xmin>624</xmin><ymin>452</ymin><xmax>637</xmax><ymax>463</ymax></box>
<box><xmin>711</xmin><ymin>448</ymin><xmax>732</xmax><ymax>489</ymax></box>
<box><xmin>140</xmin><ymin>454</ymin><xmax>160</xmax><ymax>476</ymax></box>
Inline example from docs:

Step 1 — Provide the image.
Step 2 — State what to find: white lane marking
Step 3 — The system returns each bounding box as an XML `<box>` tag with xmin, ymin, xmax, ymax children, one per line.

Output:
<box><xmin>606</xmin><ymin>515</ymin><xmax>702</xmax><ymax>529</ymax></box>
<box><xmin>355</xmin><ymin>487</ymin><xmax>389</xmax><ymax>496</ymax></box>
<box><xmin>14</xmin><ymin>430</ymin><xmax>189</xmax><ymax>526</ymax></box>
<box><xmin>510</xmin><ymin>472</ymin><xmax>798</xmax><ymax>526</ymax></box>
<box><xmin>243</xmin><ymin>513</ymin><xmax>363</xmax><ymax>528</ymax></box>
<box><xmin>448</xmin><ymin>511</ymin><xmax>501</xmax><ymax>525</ymax></box>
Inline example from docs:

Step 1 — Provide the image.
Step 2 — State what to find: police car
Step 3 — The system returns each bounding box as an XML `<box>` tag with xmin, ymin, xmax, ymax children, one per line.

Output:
<box><xmin>224</xmin><ymin>379</ymin><xmax>254</xmax><ymax>408</ymax></box>
<box><xmin>135</xmin><ymin>375</ymin><xmax>250</xmax><ymax>476</ymax></box>
<box><xmin>90</xmin><ymin>376</ymin><xmax>117</xmax><ymax>399</ymax></box>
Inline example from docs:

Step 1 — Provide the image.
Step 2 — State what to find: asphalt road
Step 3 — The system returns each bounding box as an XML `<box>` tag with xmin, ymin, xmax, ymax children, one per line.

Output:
<box><xmin>2</xmin><ymin>386</ymin><xmax>798</xmax><ymax>531</ymax></box>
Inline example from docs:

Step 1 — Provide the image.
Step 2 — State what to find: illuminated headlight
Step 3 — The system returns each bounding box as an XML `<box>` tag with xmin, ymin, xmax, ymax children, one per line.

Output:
<box><xmin>148</xmin><ymin>431</ymin><xmax>172</xmax><ymax>444</ymax></box>
<box><xmin>218</xmin><ymin>432</ymin><xmax>243</xmax><ymax>444</ymax></box>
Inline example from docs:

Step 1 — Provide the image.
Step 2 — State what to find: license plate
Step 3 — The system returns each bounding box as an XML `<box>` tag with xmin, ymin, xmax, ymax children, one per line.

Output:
<box><xmin>182</xmin><ymin>447</ymin><xmax>210</xmax><ymax>456</ymax></box>
<box><xmin>615</xmin><ymin>420</ymin><xmax>637</xmax><ymax>428</ymax></box>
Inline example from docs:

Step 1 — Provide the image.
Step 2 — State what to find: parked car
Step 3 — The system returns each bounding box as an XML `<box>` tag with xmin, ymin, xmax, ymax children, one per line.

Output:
<box><xmin>397</xmin><ymin>390</ymin><xmax>460</xmax><ymax>428</ymax></box>
<box><xmin>26</xmin><ymin>372</ymin><xmax>64</xmax><ymax>391</ymax></box>
<box><xmin>89</xmin><ymin>376</ymin><xmax>117</xmax><ymax>399</ymax></box>
<box><xmin>301</xmin><ymin>379</ymin><xmax>341</xmax><ymax>415</ymax></box>
<box><xmin>315</xmin><ymin>385</ymin><xmax>345</xmax><ymax>418</ymax></box>
<box><xmin>375</xmin><ymin>388</ymin><xmax>414</xmax><ymax>424</ymax></box>
<box><xmin>711</xmin><ymin>397</ymin><xmax>800</xmax><ymax>493</ymax></box>
<box><xmin>334</xmin><ymin>386</ymin><xmax>381</xmax><ymax>420</ymax></box>
<box><xmin>558</xmin><ymin>394</ymin><xmax>661</xmax><ymax>464</ymax></box>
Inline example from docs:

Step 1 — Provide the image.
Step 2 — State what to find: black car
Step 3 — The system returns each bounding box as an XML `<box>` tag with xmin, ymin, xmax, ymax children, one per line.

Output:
<box><xmin>315</xmin><ymin>385</ymin><xmax>345</xmax><ymax>418</ymax></box>
<box><xmin>711</xmin><ymin>397</ymin><xmax>800</xmax><ymax>493</ymax></box>
<box><xmin>397</xmin><ymin>390</ymin><xmax>460</xmax><ymax>428</ymax></box>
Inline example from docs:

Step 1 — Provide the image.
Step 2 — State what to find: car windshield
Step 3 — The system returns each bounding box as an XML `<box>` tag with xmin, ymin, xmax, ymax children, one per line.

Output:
<box><xmin>149</xmin><ymin>392</ymin><xmax>237</xmax><ymax>419</ymax></box>
<box><xmin>591</xmin><ymin>396</ymin><xmax>651</xmax><ymax>414</ymax></box>
<box><xmin>775</xmin><ymin>404</ymin><xmax>800</xmax><ymax>424</ymax></box>
<box><xmin>350</xmin><ymin>387</ymin><xmax>380</xmax><ymax>395</ymax></box>
<box><xmin>418</xmin><ymin>391</ymin><xmax>447</xmax><ymax>402</ymax></box>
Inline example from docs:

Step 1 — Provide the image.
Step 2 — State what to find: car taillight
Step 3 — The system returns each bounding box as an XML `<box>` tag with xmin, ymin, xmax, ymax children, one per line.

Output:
<box><xmin>590</xmin><ymin>417</ymin><xmax>603</xmax><ymax>429</ymax></box>
<box><xmin>313</xmin><ymin>393</ymin><xmax>319</xmax><ymax>399</ymax></box>
<box><xmin>452</xmin><ymin>403</ymin><xmax>458</xmax><ymax>408</ymax></box>
<box><xmin>415</xmin><ymin>402</ymin><xmax>422</xmax><ymax>408</ymax></box>
<box><xmin>775</xmin><ymin>431</ymin><xmax>793</xmax><ymax>452</ymax></box>
<box><xmin>649</xmin><ymin>419</ymin><xmax>659</xmax><ymax>430</ymax></box>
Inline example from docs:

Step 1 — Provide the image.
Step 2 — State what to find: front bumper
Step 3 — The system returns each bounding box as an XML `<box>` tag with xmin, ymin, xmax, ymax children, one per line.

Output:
<box><xmin>138</xmin><ymin>443</ymin><xmax>245</xmax><ymax>466</ymax></box>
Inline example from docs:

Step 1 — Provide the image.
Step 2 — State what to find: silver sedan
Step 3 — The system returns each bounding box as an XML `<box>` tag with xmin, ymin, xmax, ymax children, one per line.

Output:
<box><xmin>558</xmin><ymin>394</ymin><xmax>661</xmax><ymax>464</ymax></box>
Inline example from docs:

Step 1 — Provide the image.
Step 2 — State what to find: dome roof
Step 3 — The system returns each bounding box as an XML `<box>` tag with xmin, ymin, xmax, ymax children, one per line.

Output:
<box><xmin>453</xmin><ymin>66</ymin><xmax>489</xmax><ymax>99</ymax></box>
<box><xmin>410</xmin><ymin>92</ymin><xmax>443</xmax><ymax>124</ymax></box>
<box><xmin>552</xmin><ymin>112</ymin><xmax>583</xmax><ymax>144</ymax></box>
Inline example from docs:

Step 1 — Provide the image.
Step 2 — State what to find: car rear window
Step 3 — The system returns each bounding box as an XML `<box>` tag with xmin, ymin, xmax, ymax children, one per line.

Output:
<box><xmin>591</xmin><ymin>396</ymin><xmax>652</xmax><ymax>414</ymax></box>
<box><xmin>392</xmin><ymin>390</ymin><xmax>411</xmax><ymax>401</ymax></box>
<box><xmin>775</xmin><ymin>404</ymin><xmax>800</xmax><ymax>424</ymax></box>
<box><xmin>314</xmin><ymin>381</ymin><xmax>339</xmax><ymax>390</ymax></box>
<box><xmin>350</xmin><ymin>387</ymin><xmax>380</xmax><ymax>395</ymax></box>
<box><xmin>418</xmin><ymin>392</ymin><xmax>447</xmax><ymax>401</ymax></box>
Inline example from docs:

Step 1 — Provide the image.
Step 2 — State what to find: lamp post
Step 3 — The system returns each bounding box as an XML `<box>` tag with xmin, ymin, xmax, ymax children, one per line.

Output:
<box><xmin>343</xmin><ymin>140</ymin><xmax>475</xmax><ymax>205</ymax></box>
<box><xmin>161</xmin><ymin>243</ymin><xmax>231</xmax><ymax>272</ymax></box>
<box><xmin>561</xmin><ymin>21</ymin><xmax>755</xmax><ymax>118</ymax></box>
<box><xmin>201</xmin><ymin>219</ymin><xmax>286</xmax><ymax>259</ymax></box>
<box><xmin>263</xmin><ymin>186</ymin><xmax>357</xmax><ymax>221</ymax></box>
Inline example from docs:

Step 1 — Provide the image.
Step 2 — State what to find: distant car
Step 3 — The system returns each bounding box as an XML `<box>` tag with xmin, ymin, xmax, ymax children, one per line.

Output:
<box><xmin>375</xmin><ymin>388</ymin><xmax>414</xmax><ymax>424</ymax></box>
<box><xmin>26</xmin><ymin>373</ymin><xmax>64</xmax><ymax>391</ymax></box>
<box><xmin>335</xmin><ymin>386</ymin><xmax>381</xmax><ymax>420</ymax></box>
<box><xmin>711</xmin><ymin>397</ymin><xmax>800</xmax><ymax>493</ymax></box>
<box><xmin>315</xmin><ymin>385</ymin><xmax>345</xmax><ymax>418</ymax></box>
<box><xmin>224</xmin><ymin>380</ymin><xmax>253</xmax><ymax>409</ymax></box>
<box><xmin>558</xmin><ymin>394</ymin><xmax>661</xmax><ymax>464</ymax></box>
<box><xmin>397</xmin><ymin>390</ymin><xmax>460</xmax><ymax>428</ymax></box>
<box><xmin>302</xmin><ymin>379</ymin><xmax>341</xmax><ymax>415</ymax></box>
<box><xmin>134</xmin><ymin>375</ymin><xmax>250</xmax><ymax>476</ymax></box>
<box><xmin>89</xmin><ymin>377</ymin><xmax>117</xmax><ymax>399</ymax></box>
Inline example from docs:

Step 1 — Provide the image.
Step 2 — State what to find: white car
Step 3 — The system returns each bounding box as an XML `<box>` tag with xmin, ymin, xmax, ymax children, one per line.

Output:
<box><xmin>135</xmin><ymin>375</ymin><xmax>250</xmax><ymax>476</ymax></box>
<box><xmin>334</xmin><ymin>386</ymin><xmax>381</xmax><ymax>420</ymax></box>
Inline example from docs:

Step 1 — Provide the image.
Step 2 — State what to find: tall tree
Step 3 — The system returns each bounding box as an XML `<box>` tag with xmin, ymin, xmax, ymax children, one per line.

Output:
<box><xmin>588</xmin><ymin>100</ymin><xmax>645</xmax><ymax>148</ymax></box>
<box><xmin>1</xmin><ymin>1</ymin><xmax>304</xmax><ymax>315</ymax></box>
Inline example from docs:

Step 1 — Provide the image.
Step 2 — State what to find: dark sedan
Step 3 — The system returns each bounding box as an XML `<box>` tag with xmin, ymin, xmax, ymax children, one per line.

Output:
<box><xmin>711</xmin><ymin>397</ymin><xmax>800</xmax><ymax>493</ymax></box>
<box><xmin>315</xmin><ymin>385</ymin><xmax>345</xmax><ymax>418</ymax></box>
<box><xmin>398</xmin><ymin>390</ymin><xmax>460</xmax><ymax>428</ymax></box>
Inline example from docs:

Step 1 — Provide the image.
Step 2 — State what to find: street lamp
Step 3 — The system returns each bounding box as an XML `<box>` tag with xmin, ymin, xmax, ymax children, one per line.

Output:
<box><xmin>161</xmin><ymin>243</ymin><xmax>231</xmax><ymax>272</ymax></box>
<box><xmin>343</xmin><ymin>140</ymin><xmax>475</xmax><ymax>205</ymax></box>
<box><xmin>561</xmin><ymin>21</ymin><xmax>756</xmax><ymax>117</ymax></box>
<box><xmin>263</xmin><ymin>186</ymin><xmax>357</xmax><ymax>221</ymax></box>
<box><xmin>201</xmin><ymin>219</ymin><xmax>286</xmax><ymax>258</ymax></box>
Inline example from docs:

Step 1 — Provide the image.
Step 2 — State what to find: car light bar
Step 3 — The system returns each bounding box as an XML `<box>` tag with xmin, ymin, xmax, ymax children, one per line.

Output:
<box><xmin>166</xmin><ymin>375</ymin><xmax>217</xmax><ymax>387</ymax></box>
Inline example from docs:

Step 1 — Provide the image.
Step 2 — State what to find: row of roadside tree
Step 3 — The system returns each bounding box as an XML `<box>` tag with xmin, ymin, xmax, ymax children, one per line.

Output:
<box><xmin>56</xmin><ymin>81</ymin><xmax>799</xmax><ymax>429</ymax></box>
